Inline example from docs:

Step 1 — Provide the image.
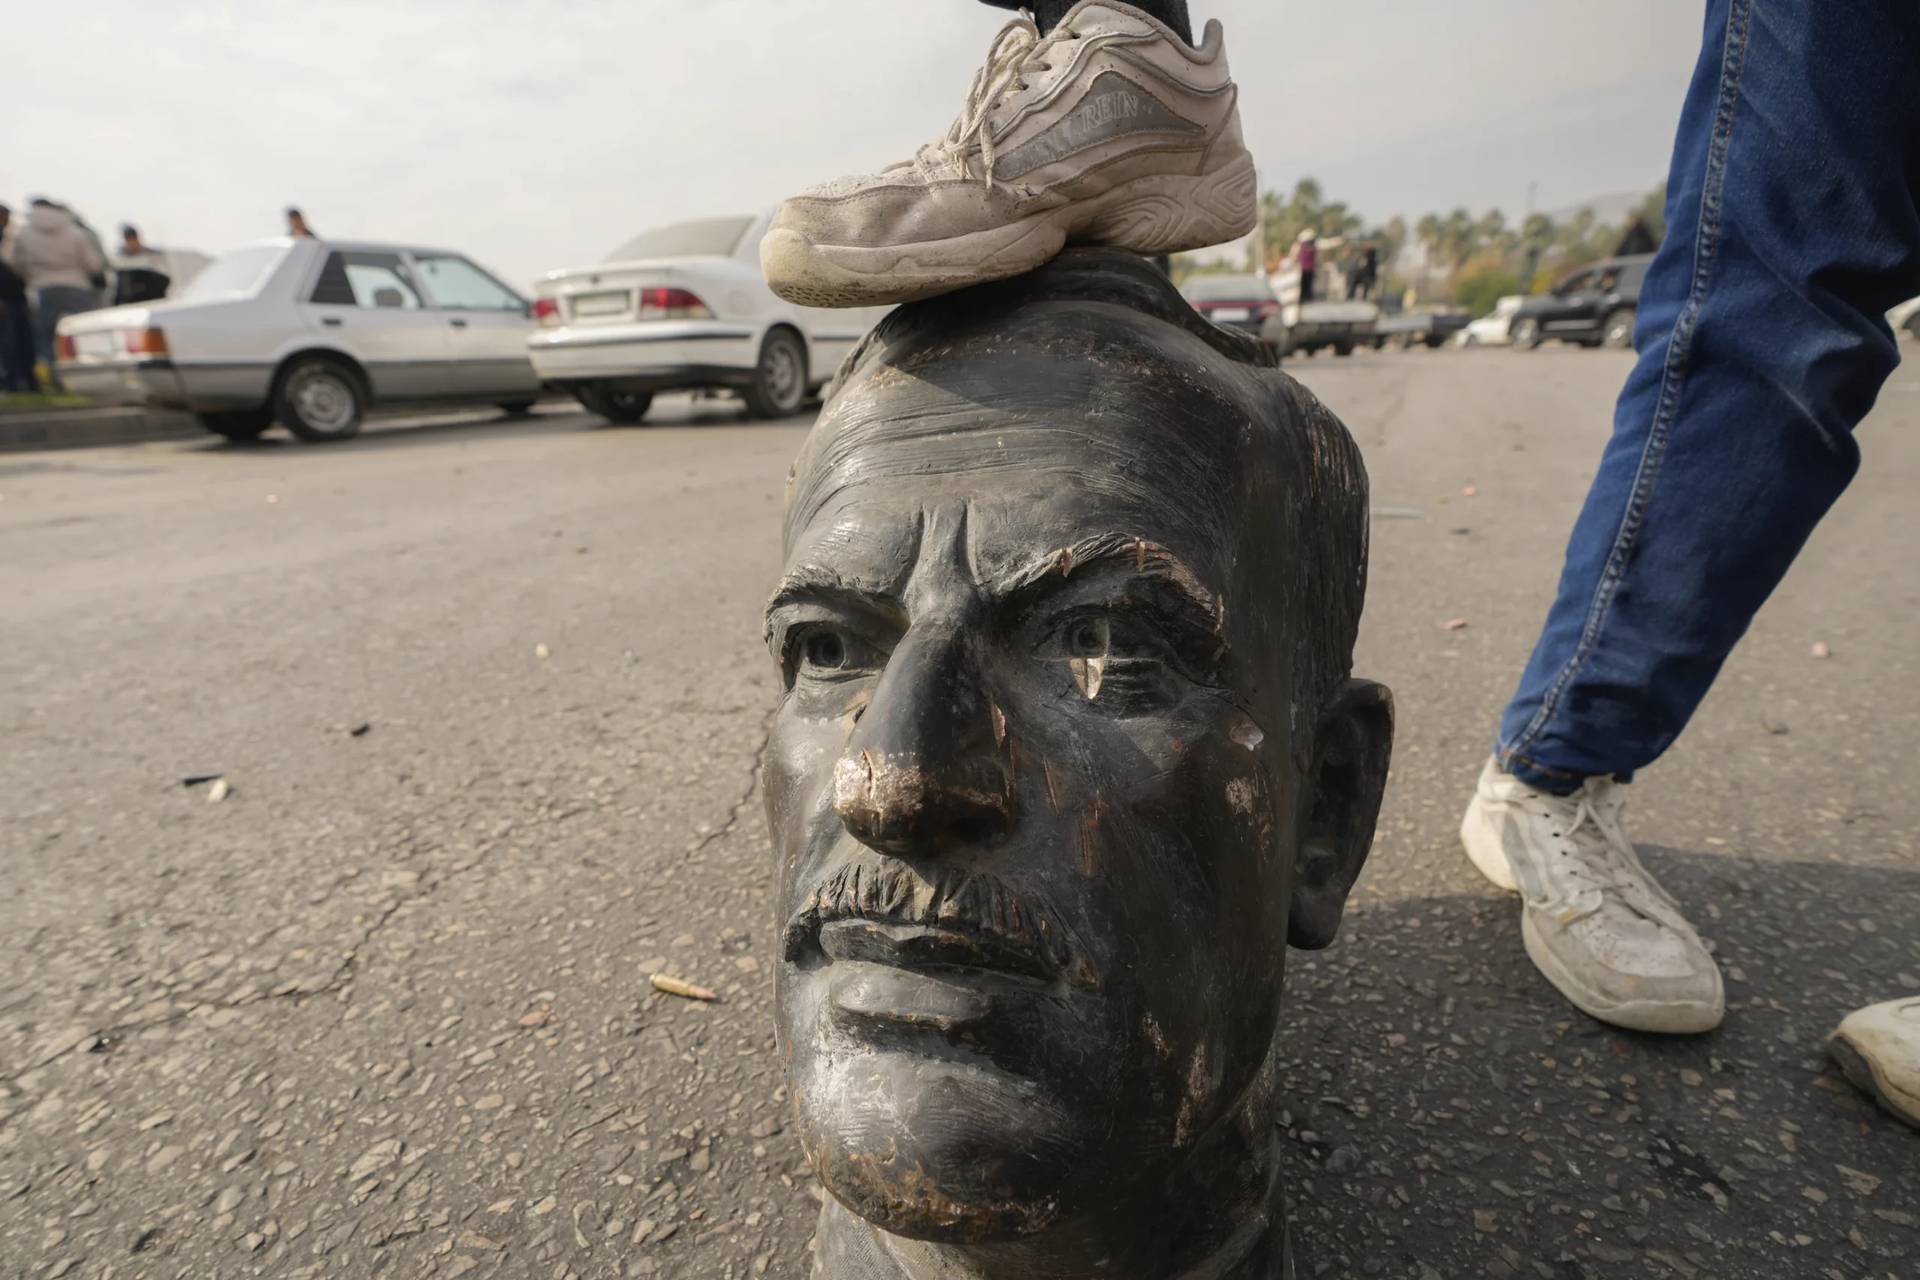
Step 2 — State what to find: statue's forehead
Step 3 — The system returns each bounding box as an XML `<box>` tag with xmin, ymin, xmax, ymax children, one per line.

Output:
<box><xmin>785</xmin><ymin>458</ymin><xmax>1238</xmax><ymax>602</ymax></box>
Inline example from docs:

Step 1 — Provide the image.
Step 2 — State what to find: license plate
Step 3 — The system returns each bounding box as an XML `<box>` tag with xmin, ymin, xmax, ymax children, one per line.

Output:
<box><xmin>570</xmin><ymin>291</ymin><xmax>630</xmax><ymax>318</ymax></box>
<box><xmin>1211</xmin><ymin>307</ymin><xmax>1252</xmax><ymax>322</ymax></box>
<box><xmin>77</xmin><ymin>332</ymin><xmax>117</xmax><ymax>359</ymax></box>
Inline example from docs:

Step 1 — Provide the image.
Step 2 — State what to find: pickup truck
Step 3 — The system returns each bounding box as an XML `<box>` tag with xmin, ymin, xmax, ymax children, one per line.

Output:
<box><xmin>1373</xmin><ymin>307</ymin><xmax>1469</xmax><ymax>350</ymax></box>
<box><xmin>1259</xmin><ymin>258</ymin><xmax>1378</xmax><ymax>357</ymax></box>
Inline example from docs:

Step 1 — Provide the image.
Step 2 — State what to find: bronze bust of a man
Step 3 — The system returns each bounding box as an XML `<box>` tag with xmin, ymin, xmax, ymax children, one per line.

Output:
<box><xmin>763</xmin><ymin>250</ymin><xmax>1392</xmax><ymax>1279</ymax></box>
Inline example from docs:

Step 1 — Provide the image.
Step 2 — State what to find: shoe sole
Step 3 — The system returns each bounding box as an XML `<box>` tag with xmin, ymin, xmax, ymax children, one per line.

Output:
<box><xmin>1827</xmin><ymin>1032</ymin><xmax>1920</xmax><ymax>1130</ymax></box>
<box><xmin>1520</xmin><ymin>910</ymin><xmax>1725</xmax><ymax>1035</ymax></box>
<box><xmin>762</xmin><ymin>151</ymin><xmax>1258</xmax><ymax>308</ymax></box>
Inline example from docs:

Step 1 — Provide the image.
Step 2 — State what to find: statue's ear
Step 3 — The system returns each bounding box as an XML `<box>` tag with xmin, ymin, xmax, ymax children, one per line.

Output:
<box><xmin>1287</xmin><ymin>680</ymin><xmax>1393</xmax><ymax>950</ymax></box>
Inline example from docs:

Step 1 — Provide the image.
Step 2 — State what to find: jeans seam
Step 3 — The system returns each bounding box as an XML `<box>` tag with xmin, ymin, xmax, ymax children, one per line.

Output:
<box><xmin>1501</xmin><ymin>0</ymin><xmax>1752</xmax><ymax>769</ymax></box>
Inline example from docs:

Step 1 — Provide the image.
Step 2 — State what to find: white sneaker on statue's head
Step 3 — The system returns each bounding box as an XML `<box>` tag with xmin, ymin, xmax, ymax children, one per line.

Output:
<box><xmin>1829</xmin><ymin>998</ymin><xmax>1920</xmax><ymax>1129</ymax></box>
<box><xmin>1460</xmin><ymin>757</ymin><xmax>1725</xmax><ymax>1034</ymax></box>
<box><xmin>761</xmin><ymin>1</ymin><xmax>1257</xmax><ymax>307</ymax></box>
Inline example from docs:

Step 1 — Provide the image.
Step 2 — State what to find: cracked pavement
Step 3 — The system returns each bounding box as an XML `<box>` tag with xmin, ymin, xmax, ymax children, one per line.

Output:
<box><xmin>1</xmin><ymin>354</ymin><xmax>1916</xmax><ymax>1279</ymax></box>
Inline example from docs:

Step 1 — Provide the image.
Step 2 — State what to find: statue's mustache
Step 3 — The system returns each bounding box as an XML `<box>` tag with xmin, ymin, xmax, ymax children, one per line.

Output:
<box><xmin>784</xmin><ymin>858</ymin><xmax>1083</xmax><ymax>985</ymax></box>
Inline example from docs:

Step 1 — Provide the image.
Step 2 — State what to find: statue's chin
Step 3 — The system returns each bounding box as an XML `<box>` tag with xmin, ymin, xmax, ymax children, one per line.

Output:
<box><xmin>794</xmin><ymin>1055</ymin><xmax>1090</xmax><ymax>1244</ymax></box>
<box><xmin>817</xmin><ymin>1159</ymin><xmax>1063</xmax><ymax>1244</ymax></box>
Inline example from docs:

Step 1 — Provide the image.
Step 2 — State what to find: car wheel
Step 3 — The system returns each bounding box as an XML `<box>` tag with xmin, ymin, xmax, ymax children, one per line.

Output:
<box><xmin>275</xmin><ymin>356</ymin><xmax>365</xmax><ymax>442</ymax></box>
<box><xmin>1334</xmin><ymin>341</ymin><xmax>1354</xmax><ymax>357</ymax></box>
<box><xmin>742</xmin><ymin>329</ymin><xmax>808</xmax><ymax>419</ymax></box>
<box><xmin>1371</xmin><ymin>336</ymin><xmax>1386</xmax><ymax>351</ymax></box>
<box><xmin>576</xmin><ymin>386</ymin><xmax>653</xmax><ymax>425</ymax></box>
<box><xmin>496</xmin><ymin>399</ymin><xmax>538</xmax><ymax>417</ymax></box>
<box><xmin>1424</xmin><ymin>335</ymin><xmax>1446</xmax><ymax>349</ymax></box>
<box><xmin>1510</xmin><ymin>318</ymin><xmax>1542</xmax><ymax>351</ymax></box>
<box><xmin>1601</xmin><ymin>308</ymin><xmax>1636</xmax><ymax>349</ymax></box>
<box><xmin>195</xmin><ymin>409</ymin><xmax>273</xmax><ymax>441</ymax></box>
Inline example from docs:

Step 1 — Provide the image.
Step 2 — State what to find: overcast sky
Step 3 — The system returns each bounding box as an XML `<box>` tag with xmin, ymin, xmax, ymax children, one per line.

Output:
<box><xmin>6</xmin><ymin>1</ymin><xmax>1705</xmax><ymax>288</ymax></box>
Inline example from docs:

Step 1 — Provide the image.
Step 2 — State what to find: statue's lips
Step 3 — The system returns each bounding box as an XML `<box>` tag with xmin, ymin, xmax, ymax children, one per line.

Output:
<box><xmin>816</xmin><ymin>918</ymin><xmax>1058</xmax><ymax>986</ymax></box>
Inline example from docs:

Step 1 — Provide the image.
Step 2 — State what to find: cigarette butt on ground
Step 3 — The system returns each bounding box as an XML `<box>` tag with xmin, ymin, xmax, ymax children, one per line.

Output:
<box><xmin>650</xmin><ymin>973</ymin><xmax>718</xmax><ymax>1002</ymax></box>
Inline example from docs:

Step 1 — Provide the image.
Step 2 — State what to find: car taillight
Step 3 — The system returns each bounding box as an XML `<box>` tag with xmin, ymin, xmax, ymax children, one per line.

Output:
<box><xmin>122</xmin><ymin>327</ymin><xmax>169</xmax><ymax>356</ymax></box>
<box><xmin>533</xmin><ymin>297</ymin><xmax>562</xmax><ymax>326</ymax></box>
<box><xmin>637</xmin><ymin>287</ymin><xmax>713</xmax><ymax>321</ymax></box>
<box><xmin>56</xmin><ymin>334</ymin><xmax>78</xmax><ymax>361</ymax></box>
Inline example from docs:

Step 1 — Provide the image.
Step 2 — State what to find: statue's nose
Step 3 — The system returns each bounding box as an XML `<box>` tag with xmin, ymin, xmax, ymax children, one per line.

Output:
<box><xmin>832</xmin><ymin>624</ymin><xmax>1014</xmax><ymax>856</ymax></box>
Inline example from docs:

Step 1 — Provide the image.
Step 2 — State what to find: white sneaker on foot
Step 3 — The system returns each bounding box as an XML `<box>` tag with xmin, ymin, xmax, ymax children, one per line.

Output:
<box><xmin>1460</xmin><ymin>757</ymin><xmax>1725</xmax><ymax>1034</ymax></box>
<box><xmin>761</xmin><ymin>1</ymin><xmax>1257</xmax><ymax>307</ymax></box>
<box><xmin>1829</xmin><ymin>998</ymin><xmax>1920</xmax><ymax>1129</ymax></box>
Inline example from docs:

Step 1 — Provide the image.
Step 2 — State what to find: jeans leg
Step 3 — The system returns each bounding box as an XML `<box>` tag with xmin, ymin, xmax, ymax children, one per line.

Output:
<box><xmin>1497</xmin><ymin>0</ymin><xmax>1920</xmax><ymax>793</ymax></box>
<box><xmin>0</xmin><ymin>301</ymin><xmax>34</xmax><ymax>391</ymax></box>
<box><xmin>978</xmin><ymin>0</ymin><xmax>1193</xmax><ymax>43</ymax></box>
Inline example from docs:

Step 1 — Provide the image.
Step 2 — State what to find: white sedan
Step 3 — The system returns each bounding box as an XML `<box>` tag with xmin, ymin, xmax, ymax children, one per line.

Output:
<box><xmin>55</xmin><ymin>237</ymin><xmax>543</xmax><ymax>442</ymax></box>
<box><xmin>1456</xmin><ymin>295</ymin><xmax>1525</xmax><ymax>348</ymax></box>
<box><xmin>528</xmin><ymin>213</ymin><xmax>889</xmax><ymax>424</ymax></box>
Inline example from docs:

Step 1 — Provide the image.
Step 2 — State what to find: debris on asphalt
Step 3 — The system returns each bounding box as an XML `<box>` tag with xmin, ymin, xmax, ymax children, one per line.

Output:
<box><xmin>180</xmin><ymin>772</ymin><xmax>223</xmax><ymax>788</ymax></box>
<box><xmin>1811</xmin><ymin>640</ymin><xmax>1832</xmax><ymax>658</ymax></box>
<box><xmin>517</xmin><ymin>1007</ymin><xmax>552</xmax><ymax>1028</ymax></box>
<box><xmin>1760</xmin><ymin>715</ymin><xmax>1791</xmax><ymax>735</ymax></box>
<box><xmin>650</xmin><ymin>973</ymin><xmax>718</xmax><ymax>1002</ymax></box>
<box><xmin>1442</xmin><ymin>618</ymin><xmax>1469</xmax><ymax>631</ymax></box>
<box><xmin>205</xmin><ymin>778</ymin><xmax>230</xmax><ymax>804</ymax></box>
<box><xmin>535</xmin><ymin>643</ymin><xmax>551</xmax><ymax>660</ymax></box>
<box><xmin>349</xmin><ymin>722</ymin><xmax>371</xmax><ymax>737</ymax></box>
<box><xmin>265</xmin><ymin>494</ymin><xmax>279</xmax><ymax>504</ymax></box>
<box><xmin>1462</xmin><ymin>484</ymin><xmax>1478</xmax><ymax>497</ymax></box>
<box><xmin>1370</xmin><ymin>506</ymin><xmax>1425</xmax><ymax>520</ymax></box>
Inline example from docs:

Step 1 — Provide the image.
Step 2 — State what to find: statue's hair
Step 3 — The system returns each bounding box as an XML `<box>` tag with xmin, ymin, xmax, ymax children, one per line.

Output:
<box><xmin>817</xmin><ymin>249</ymin><xmax>1370</xmax><ymax>722</ymax></box>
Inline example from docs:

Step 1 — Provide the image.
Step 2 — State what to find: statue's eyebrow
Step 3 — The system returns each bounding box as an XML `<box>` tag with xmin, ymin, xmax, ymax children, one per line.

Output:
<box><xmin>764</xmin><ymin>565</ymin><xmax>903</xmax><ymax>632</ymax></box>
<box><xmin>994</xmin><ymin>534</ymin><xmax>1228</xmax><ymax>638</ymax></box>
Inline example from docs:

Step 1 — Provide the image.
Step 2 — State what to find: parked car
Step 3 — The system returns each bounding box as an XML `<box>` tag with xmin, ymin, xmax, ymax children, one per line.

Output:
<box><xmin>1373</xmin><ymin>306</ymin><xmax>1468</xmax><ymax>350</ymax></box>
<box><xmin>55</xmin><ymin>237</ymin><xmax>542</xmax><ymax>442</ymax></box>
<box><xmin>1508</xmin><ymin>254</ymin><xmax>1653</xmax><ymax>351</ymax></box>
<box><xmin>1456</xmin><ymin>295</ymin><xmax>1525</xmax><ymax>348</ymax></box>
<box><xmin>1180</xmin><ymin>273</ymin><xmax>1280</xmax><ymax>339</ymax></box>
<box><xmin>528</xmin><ymin>213</ymin><xmax>889</xmax><ymax>424</ymax></box>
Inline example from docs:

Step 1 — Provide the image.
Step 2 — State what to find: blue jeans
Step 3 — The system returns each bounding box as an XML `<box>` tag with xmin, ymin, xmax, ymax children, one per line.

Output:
<box><xmin>31</xmin><ymin>286</ymin><xmax>98</xmax><ymax>392</ymax></box>
<box><xmin>0</xmin><ymin>299</ymin><xmax>34</xmax><ymax>392</ymax></box>
<box><xmin>1497</xmin><ymin>0</ymin><xmax>1920</xmax><ymax>794</ymax></box>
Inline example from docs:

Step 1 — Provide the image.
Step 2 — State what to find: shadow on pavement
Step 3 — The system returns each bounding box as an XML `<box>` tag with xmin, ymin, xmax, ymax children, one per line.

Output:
<box><xmin>1283</xmin><ymin>849</ymin><xmax>1917</xmax><ymax>1278</ymax></box>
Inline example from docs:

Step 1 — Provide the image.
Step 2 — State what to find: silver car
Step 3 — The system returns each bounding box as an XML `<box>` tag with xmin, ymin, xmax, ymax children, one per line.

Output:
<box><xmin>55</xmin><ymin>237</ymin><xmax>543</xmax><ymax>442</ymax></box>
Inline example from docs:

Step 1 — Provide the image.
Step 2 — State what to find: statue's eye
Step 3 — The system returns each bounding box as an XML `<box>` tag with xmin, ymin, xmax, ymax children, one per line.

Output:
<box><xmin>789</xmin><ymin>625</ymin><xmax>880</xmax><ymax>683</ymax></box>
<box><xmin>802</xmin><ymin>630</ymin><xmax>849</xmax><ymax>671</ymax></box>
<box><xmin>1065</xmin><ymin>616</ymin><xmax>1110</xmax><ymax>659</ymax></box>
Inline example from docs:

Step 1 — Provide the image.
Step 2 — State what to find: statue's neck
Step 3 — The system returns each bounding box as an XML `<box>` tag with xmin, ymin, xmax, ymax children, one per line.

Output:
<box><xmin>810</xmin><ymin>1134</ymin><xmax>1293</xmax><ymax>1280</ymax></box>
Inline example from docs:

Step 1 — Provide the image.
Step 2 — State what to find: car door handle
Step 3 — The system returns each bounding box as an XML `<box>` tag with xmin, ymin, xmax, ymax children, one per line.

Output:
<box><xmin>321</xmin><ymin>316</ymin><xmax>343</xmax><ymax>327</ymax></box>
<box><xmin>449</xmin><ymin>318</ymin><xmax>469</xmax><ymax>328</ymax></box>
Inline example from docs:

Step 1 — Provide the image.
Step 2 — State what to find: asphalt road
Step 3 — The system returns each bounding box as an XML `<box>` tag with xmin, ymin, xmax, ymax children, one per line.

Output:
<box><xmin>2</xmin><ymin>350</ymin><xmax>1915</xmax><ymax>1280</ymax></box>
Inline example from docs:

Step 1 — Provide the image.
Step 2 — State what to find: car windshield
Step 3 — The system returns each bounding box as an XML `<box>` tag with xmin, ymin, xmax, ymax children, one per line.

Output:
<box><xmin>1183</xmin><ymin>275</ymin><xmax>1273</xmax><ymax>301</ymax></box>
<box><xmin>177</xmin><ymin>245</ymin><xmax>288</xmax><ymax>302</ymax></box>
<box><xmin>605</xmin><ymin>217</ymin><xmax>755</xmax><ymax>262</ymax></box>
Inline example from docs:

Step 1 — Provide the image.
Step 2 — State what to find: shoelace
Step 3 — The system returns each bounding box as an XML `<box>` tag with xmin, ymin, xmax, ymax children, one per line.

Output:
<box><xmin>915</xmin><ymin>17</ymin><xmax>1078</xmax><ymax>188</ymax></box>
<box><xmin>1551</xmin><ymin>784</ymin><xmax>1687</xmax><ymax>927</ymax></box>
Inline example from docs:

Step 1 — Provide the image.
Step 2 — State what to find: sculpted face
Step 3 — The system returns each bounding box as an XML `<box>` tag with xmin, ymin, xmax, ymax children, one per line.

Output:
<box><xmin>764</xmin><ymin>296</ymin><xmax>1387</xmax><ymax>1246</ymax></box>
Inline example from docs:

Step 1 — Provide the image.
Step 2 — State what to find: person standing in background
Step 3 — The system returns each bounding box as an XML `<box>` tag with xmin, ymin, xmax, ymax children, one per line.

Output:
<box><xmin>0</xmin><ymin>204</ymin><xmax>37</xmax><ymax>392</ymax></box>
<box><xmin>1296</xmin><ymin>228</ymin><xmax>1318</xmax><ymax>302</ymax></box>
<box><xmin>285</xmin><ymin>207</ymin><xmax>316</xmax><ymax>238</ymax></box>
<box><xmin>4</xmin><ymin>198</ymin><xmax>104</xmax><ymax>391</ymax></box>
<box><xmin>112</xmin><ymin>224</ymin><xmax>172</xmax><ymax>305</ymax></box>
